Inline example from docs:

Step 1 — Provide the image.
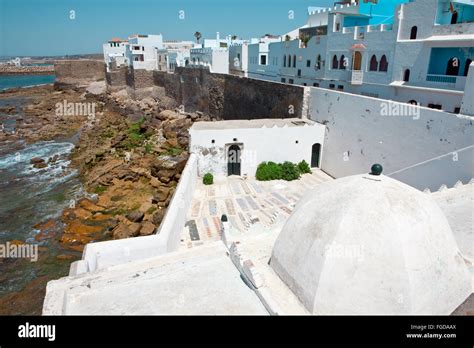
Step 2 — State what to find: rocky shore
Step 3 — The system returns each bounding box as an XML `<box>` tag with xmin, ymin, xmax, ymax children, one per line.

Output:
<box><xmin>0</xmin><ymin>79</ymin><xmax>213</xmax><ymax>314</ymax></box>
<box><xmin>0</xmin><ymin>65</ymin><xmax>55</xmax><ymax>75</ymax></box>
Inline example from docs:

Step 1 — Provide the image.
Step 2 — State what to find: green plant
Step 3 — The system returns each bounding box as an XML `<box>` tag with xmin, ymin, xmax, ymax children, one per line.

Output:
<box><xmin>144</xmin><ymin>143</ymin><xmax>153</xmax><ymax>154</ymax></box>
<box><xmin>256</xmin><ymin>161</ymin><xmax>282</xmax><ymax>181</ymax></box>
<box><xmin>280</xmin><ymin>161</ymin><xmax>301</xmax><ymax>181</ymax></box>
<box><xmin>297</xmin><ymin>160</ymin><xmax>312</xmax><ymax>174</ymax></box>
<box><xmin>93</xmin><ymin>185</ymin><xmax>107</xmax><ymax>194</ymax></box>
<box><xmin>203</xmin><ymin>173</ymin><xmax>213</xmax><ymax>185</ymax></box>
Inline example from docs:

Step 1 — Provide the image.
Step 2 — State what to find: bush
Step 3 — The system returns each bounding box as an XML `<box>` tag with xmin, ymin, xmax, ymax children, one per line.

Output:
<box><xmin>280</xmin><ymin>161</ymin><xmax>301</xmax><ymax>181</ymax></box>
<box><xmin>203</xmin><ymin>173</ymin><xmax>213</xmax><ymax>185</ymax></box>
<box><xmin>256</xmin><ymin>161</ymin><xmax>282</xmax><ymax>181</ymax></box>
<box><xmin>297</xmin><ymin>160</ymin><xmax>312</xmax><ymax>174</ymax></box>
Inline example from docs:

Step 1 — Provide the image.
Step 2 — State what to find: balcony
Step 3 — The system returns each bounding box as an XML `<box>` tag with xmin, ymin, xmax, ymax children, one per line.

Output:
<box><xmin>426</xmin><ymin>74</ymin><xmax>456</xmax><ymax>84</ymax></box>
<box><xmin>351</xmin><ymin>70</ymin><xmax>363</xmax><ymax>85</ymax></box>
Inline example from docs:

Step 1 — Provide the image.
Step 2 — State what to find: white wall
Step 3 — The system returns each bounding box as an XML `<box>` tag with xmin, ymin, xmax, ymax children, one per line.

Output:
<box><xmin>307</xmin><ymin>87</ymin><xmax>474</xmax><ymax>191</ymax></box>
<box><xmin>189</xmin><ymin>123</ymin><xmax>326</xmax><ymax>178</ymax></box>
<box><xmin>79</xmin><ymin>154</ymin><xmax>198</xmax><ymax>273</ymax></box>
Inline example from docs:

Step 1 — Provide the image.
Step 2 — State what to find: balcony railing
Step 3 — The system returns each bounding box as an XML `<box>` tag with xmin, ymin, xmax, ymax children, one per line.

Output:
<box><xmin>426</xmin><ymin>74</ymin><xmax>457</xmax><ymax>84</ymax></box>
<box><xmin>351</xmin><ymin>70</ymin><xmax>363</xmax><ymax>85</ymax></box>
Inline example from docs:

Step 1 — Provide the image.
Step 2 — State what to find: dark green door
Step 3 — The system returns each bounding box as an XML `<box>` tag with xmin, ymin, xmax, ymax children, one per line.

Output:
<box><xmin>227</xmin><ymin>145</ymin><xmax>241</xmax><ymax>176</ymax></box>
<box><xmin>311</xmin><ymin>143</ymin><xmax>321</xmax><ymax>168</ymax></box>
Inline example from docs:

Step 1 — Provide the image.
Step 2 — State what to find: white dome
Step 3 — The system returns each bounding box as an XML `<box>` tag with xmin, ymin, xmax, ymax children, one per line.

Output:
<box><xmin>270</xmin><ymin>173</ymin><xmax>471</xmax><ymax>314</ymax></box>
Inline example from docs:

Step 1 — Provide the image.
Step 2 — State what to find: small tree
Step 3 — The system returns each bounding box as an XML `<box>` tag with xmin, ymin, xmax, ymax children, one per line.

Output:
<box><xmin>203</xmin><ymin>173</ymin><xmax>213</xmax><ymax>185</ymax></box>
<box><xmin>299</xmin><ymin>33</ymin><xmax>310</xmax><ymax>48</ymax></box>
<box><xmin>194</xmin><ymin>31</ymin><xmax>202</xmax><ymax>44</ymax></box>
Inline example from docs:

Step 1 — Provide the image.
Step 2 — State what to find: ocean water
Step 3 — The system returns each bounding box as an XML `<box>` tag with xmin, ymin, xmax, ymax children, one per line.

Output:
<box><xmin>0</xmin><ymin>74</ymin><xmax>55</xmax><ymax>91</ymax></box>
<box><xmin>0</xmin><ymin>91</ymin><xmax>82</xmax><ymax>301</ymax></box>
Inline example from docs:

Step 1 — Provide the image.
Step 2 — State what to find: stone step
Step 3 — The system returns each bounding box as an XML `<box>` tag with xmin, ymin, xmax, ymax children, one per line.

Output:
<box><xmin>43</xmin><ymin>241</ymin><xmax>225</xmax><ymax>314</ymax></box>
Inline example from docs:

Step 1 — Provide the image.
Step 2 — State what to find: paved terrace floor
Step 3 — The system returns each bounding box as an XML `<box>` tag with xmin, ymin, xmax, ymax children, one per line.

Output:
<box><xmin>180</xmin><ymin>169</ymin><xmax>333</xmax><ymax>250</ymax></box>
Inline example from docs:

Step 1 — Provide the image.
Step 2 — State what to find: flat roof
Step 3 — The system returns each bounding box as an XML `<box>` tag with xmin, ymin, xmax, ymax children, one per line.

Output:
<box><xmin>191</xmin><ymin>118</ymin><xmax>316</xmax><ymax>131</ymax></box>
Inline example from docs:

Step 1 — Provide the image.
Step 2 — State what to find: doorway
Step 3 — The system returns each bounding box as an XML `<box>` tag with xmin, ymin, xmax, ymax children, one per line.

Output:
<box><xmin>227</xmin><ymin>144</ymin><xmax>241</xmax><ymax>176</ymax></box>
<box><xmin>311</xmin><ymin>143</ymin><xmax>321</xmax><ymax>168</ymax></box>
<box><xmin>352</xmin><ymin>51</ymin><xmax>362</xmax><ymax>71</ymax></box>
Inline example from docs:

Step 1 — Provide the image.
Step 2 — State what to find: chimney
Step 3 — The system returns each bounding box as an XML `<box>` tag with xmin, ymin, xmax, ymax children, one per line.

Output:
<box><xmin>216</xmin><ymin>32</ymin><xmax>220</xmax><ymax>42</ymax></box>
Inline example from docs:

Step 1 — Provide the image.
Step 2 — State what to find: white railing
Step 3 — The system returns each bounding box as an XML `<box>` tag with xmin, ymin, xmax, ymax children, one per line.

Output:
<box><xmin>351</xmin><ymin>70</ymin><xmax>363</xmax><ymax>85</ymax></box>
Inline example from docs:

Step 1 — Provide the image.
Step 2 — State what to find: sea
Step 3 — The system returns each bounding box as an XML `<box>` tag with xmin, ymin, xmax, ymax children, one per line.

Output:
<box><xmin>0</xmin><ymin>74</ymin><xmax>81</xmax><ymax>310</ymax></box>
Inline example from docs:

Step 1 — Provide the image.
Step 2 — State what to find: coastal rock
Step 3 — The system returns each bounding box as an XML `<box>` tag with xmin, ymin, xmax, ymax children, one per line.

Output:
<box><xmin>30</xmin><ymin>157</ymin><xmax>45</xmax><ymax>164</ymax></box>
<box><xmin>151</xmin><ymin>209</ymin><xmax>166</xmax><ymax>226</ymax></box>
<box><xmin>112</xmin><ymin>222</ymin><xmax>140</xmax><ymax>239</ymax></box>
<box><xmin>78</xmin><ymin>198</ymin><xmax>105</xmax><ymax>213</ymax></box>
<box><xmin>139</xmin><ymin>221</ymin><xmax>156</xmax><ymax>236</ymax></box>
<box><xmin>33</xmin><ymin>162</ymin><xmax>48</xmax><ymax>169</ymax></box>
<box><xmin>153</xmin><ymin>186</ymin><xmax>171</xmax><ymax>203</ymax></box>
<box><xmin>126</xmin><ymin>210</ymin><xmax>144</xmax><ymax>223</ymax></box>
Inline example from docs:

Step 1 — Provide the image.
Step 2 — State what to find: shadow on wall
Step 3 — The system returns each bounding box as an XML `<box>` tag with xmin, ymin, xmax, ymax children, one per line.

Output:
<box><xmin>106</xmin><ymin>66</ymin><xmax>305</xmax><ymax>120</ymax></box>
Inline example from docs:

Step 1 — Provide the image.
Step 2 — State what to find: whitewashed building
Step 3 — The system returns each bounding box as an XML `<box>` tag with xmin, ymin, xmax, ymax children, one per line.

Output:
<box><xmin>102</xmin><ymin>38</ymin><xmax>129</xmax><ymax>72</ymax></box>
<box><xmin>248</xmin><ymin>0</ymin><xmax>474</xmax><ymax>115</ymax></box>
<box><xmin>125</xmin><ymin>34</ymin><xmax>164</xmax><ymax>71</ymax></box>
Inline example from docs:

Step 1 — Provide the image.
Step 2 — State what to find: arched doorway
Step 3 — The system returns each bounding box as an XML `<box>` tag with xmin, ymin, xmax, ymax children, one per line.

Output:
<box><xmin>446</xmin><ymin>57</ymin><xmax>460</xmax><ymax>76</ymax></box>
<box><xmin>311</xmin><ymin>143</ymin><xmax>321</xmax><ymax>168</ymax></box>
<box><xmin>464</xmin><ymin>58</ymin><xmax>472</xmax><ymax>76</ymax></box>
<box><xmin>403</xmin><ymin>69</ymin><xmax>410</xmax><ymax>82</ymax></box>
<box><xmin>352</xmin><ymin>51</ymin><xmax>362</xmax><ymax>71</ymax></box>
<box><xmin>410</xmin><ymin>26</ymin><xmax>417</xmax><ymax>40</ymax></box>
<box><xmin>227</xmin><ymin>144</ymin><xmax>241</xmax><ymax>176</ymax></box>
<box><xmin>451</xmin><ymin>11</ymin><xmax>458</xmax><ymax>25</ymax></box>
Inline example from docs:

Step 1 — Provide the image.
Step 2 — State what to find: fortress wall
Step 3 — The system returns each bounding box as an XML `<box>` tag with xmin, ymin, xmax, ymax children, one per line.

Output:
<box><xmin>54</xmin><ymin>60</ymin><xmax>105</xmax><ymax>85</ymax></box>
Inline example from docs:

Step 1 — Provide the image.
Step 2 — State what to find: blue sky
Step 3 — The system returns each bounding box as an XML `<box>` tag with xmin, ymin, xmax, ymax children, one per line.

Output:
<box><xmin>0</xmin><ymin>0</ymin><xmax>335</xmax><ymax>57</ymax></box>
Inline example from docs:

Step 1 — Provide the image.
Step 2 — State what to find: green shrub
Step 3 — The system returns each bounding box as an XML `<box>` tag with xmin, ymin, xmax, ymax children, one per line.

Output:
<box><xmin>256</xmin><ymin>161</ymin><xmax>282</xmax><ymax>181</ymax></box>
<box><xmin>203</xmin><ymin>173</ymin><xmax>213</xmax><ymax>185</ymax></box>
<box><xmin>297</xmin><ymin>160</ymin><xmax>312</xmax><ymax>174</ymax></box>
<box><xmin>280</xmin><ymin>161</ymin><xmax>301</xmax><ymax>181</ymax></box>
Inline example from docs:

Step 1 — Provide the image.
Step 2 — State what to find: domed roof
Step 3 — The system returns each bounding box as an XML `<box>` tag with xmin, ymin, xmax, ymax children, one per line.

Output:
<box><xmin>270</xmin><ymin>172</ymin><xmax>471</xmax><ymax>314</ymax></box>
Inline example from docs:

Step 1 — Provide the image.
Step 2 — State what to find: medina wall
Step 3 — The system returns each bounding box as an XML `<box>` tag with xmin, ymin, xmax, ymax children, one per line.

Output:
<box><xmin>308</xmin><ymin>87</ymin><xmax>474</xmax><ymax>191</ymax></box>
<box><xmin>107</xmin><ymin>67</ymin><xmax>305</xmax><ymax>120</ymax></box>
<box><xmin>54</xmin><ymin>59</ymin><xmax>106</xmax><ymax>86</ymax></box>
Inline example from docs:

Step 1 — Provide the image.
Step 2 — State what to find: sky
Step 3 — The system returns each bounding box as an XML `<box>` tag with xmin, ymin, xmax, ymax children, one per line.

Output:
<box><xmin>0</xmin><ymin>0</ymin><xmax>335</xmax><ymax>57</ymax></box>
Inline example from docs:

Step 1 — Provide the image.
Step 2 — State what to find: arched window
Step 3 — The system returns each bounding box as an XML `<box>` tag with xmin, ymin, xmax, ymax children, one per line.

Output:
<box><xmin>316</xmin><ymin>55</ymin><xmax>321</xmax><ymax>70</ymax></box>
<box><xmin>293</xmin><ymin>55</ymin><xmax>296</xmax><ymax>68</ymax></box>
<box><xmin>339</xmin><ymin>55</ymin><xmax>346</xmax><ymax>70</ymax></box>
<box><xmin>369</xmin><ymin>55</ymin><xmax>378</xmax><ymax>71</ymax></box>
<box><xmin>332</xmin><ymin>55</ymin><xmax>338</xmax><ymax>69</ymax></box>
<box><xmin>283</xmin><ymin>55</ymin><xmax>286</xmax><ymax>67</ymax></box>
<box><xmin>464</xmin><ymin>58</ymin><xmax>472</xmax><ymax>76</ymax></box>
<box><xmin>408</xmin><ymin>100</ymin><xmax>417</xmax><ymax>105</ymax></box>
<box><xmin>288</xmin><ymin>55</ymin><xmax>292</xmax><ymax>67</ymax></box>
<box><xmin>403</xmin><ymin>69</ymin><xmax>410</xmax><ymax>82</ymax></box>
<box><xmin>353</xmin><ymin>51</ymin><xmax>362</xmax><ymax>70</ymax></box>
<box><xmin>410</xmin><ymin>26</ymin><xmax>417</xmax><ymax>40</ymax></box>
<box><xmin>379</xmin><ymin>55</ymin><xmax>388</xmax><ymax>72</ymax></box>
<box><xmin>451</xmin><ymin>11</ymin><xmax>458</xmax><ymax>25</ymax></box>
<box><xmin>446</xmin><ymin>57</ymin><xmax>460</xmax><ymax>76</ymax></box>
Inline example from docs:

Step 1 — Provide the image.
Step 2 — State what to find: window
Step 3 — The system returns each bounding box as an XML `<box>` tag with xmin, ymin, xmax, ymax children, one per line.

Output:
<box><xmin>297</xmin><ymin>69</ymin><xmax>301</xmax><ymax>77</ymax></box>
<box><xmin>339</xmin><ymin>55</ymin><xmax>346</xmax><ymax>70</ymax></box>
<box><xmin>428</xmin><ymin>104</ymin><xmax>442</xmax><ymax>110</ymax></box>
<box><xmin>379</xmin><ymin>55</ymin><xmax>388</xmax><ymax>72</ymax></box>
<box><xmin>464</xmin><ymin>59</ymin><xmax>472</xmax><ymax>76</ymax></box>
<box><xmin>307</xmin><ymin>60</ymin><xmax>311</xmax><ymax>67</ymax></box>
<box><xmin>283</xmin><ymin>55</ymin><xmax>287</xmax><ymax>67</ymax></box>
<box><xmin>211</xmin><ymin>139</ymin><xmax>215</xmax><ymax>144</ymax></box>
<box><xmin>313</xmin><ymin>82</ymin><xmax>319</xmax><ymax>87</ymax></box>
<box><xmin>329</xmin><ymin>83</ymin><xmax>335</xmax><ymax>89</ymax></box>
<box><xmin>410</xmin><ymin>26</ymin><xmax>417</xmax><ymax>40</ymax></box>
<box><xmin>293</xmin><ymin>55</ymin><xmax>296</xmax><ymax>68</ymax></box>
<box><xmin>332</xmin><ymin>55</ymin><xmax>338</xmax><ymax>69</ymax></box>
<box><xmin>369</xmin><ymin>55</ymin><xmax>378</xmax><ymax>71</ymax></box>
<box><xmin>289</xmin><ymin>79</ymin><xmax>294</xmax><ymax>84</ymax></box>
<box><xmin>281</xmin><ymin>78</ymin><xmax>286</xmax><ymax>83</ymax></box>
<box><xmin>303</xmin><ymin>83</ymin><xmax>307</xmax><ymax>86</ymax></box>
<box><xmin>337</xmin><ymin>85</ymin><xmax>344</xmax><ymax>90</ymax></box>
<box><xmin>260</xmin><ymin>55</ymin><xmax>267</xmax><ymax>65</ymax></box>
<box><xmin>408</xmin><ymin>100</ymin><xmax>418</xmax><ymax>105</ymax></box>
<box><xmin>446</xmin><ymin>57</ymin><xmax>460</xmax><ymax>76</ymax></box>
<box><xmin>288</xmin><ymin>55</ymin><xmax>291</xmax><ymax>67</ymax></box>
<box><xmin>316</xmin><ymin>55</ymin><xmax>321</xmax><ymax>70</ymax></box>
<box><xmin>454</xmin><ymin>107</ymin><xmax>461</xmax><ymax>114</ymax></box>
<box><xmin>403</xmin><ymin>69</ymin><xmax>410</xmax><ymax>82</ymax></box>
